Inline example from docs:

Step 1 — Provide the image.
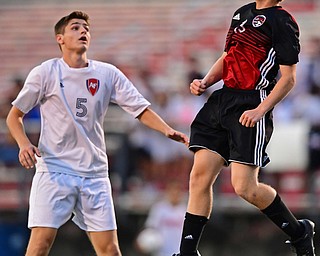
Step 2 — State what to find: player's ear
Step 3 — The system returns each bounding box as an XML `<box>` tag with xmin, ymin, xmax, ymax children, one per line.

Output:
<box><xmin>56</xmin><ymin>34</ymin><xmax>63</xmax><ymax>45</ymax></box>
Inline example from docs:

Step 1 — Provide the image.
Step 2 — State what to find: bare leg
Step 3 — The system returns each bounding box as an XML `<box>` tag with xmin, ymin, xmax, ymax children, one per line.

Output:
<box><xmin>230</xmin><ymin>162</ymin><xmax>306</xmax><ymax>242</ymax></box>
<box><xmin>231</xmin><ymin>162</ymin><xmax>276</xmax><ymax>209</ymax></box>
<box><xmin>87</xmin><ymin>230</ymin><xmax>121</xmax><ymax>256</ymax></box>
<box><xmin>25</xmin><ymin>227</ymin><xmax>57</xmax><ymax>256</ymax></box>
<box><xmin>187</xmin><ymin>149</ymin><xmax>225</xmax><ymax>217</ymax></box>
<box><xmin>178</xmin><ymin>149</ymin><xmax>225</xmax><ymax>255</ymax></box>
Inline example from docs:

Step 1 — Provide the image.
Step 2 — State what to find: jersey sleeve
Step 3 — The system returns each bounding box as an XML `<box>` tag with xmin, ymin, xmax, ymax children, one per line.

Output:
<box><xmin>273</xmin><ymin>12</ymin><xmax>300</xmax><ymax>65</ymax></box>
<box><xmin>12</xmin><ymin>65</ymin><xmax>45</xmax><ymax>114</ymax></box>
<box><xmin>224</xmin><ymin>11</ymin><xmax>237</xmax><ymax>52</ymax></box>
<box><xmin>110</xmin><ymin>67</ymin><xmax>151</xmax><ymax>118</ymax></box>
<box><xmin>224</xmin><ymin>3</ymin><xmax>252</xmax><ymax>52</ymax></box>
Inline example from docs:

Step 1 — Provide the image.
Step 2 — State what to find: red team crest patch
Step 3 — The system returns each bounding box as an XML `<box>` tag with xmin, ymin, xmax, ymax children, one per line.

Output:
<box><xmin>252</xmin><ymin>15</ymin><xmax>266</xmax><ymax>28</ymax></box>
<box><xmin>86</xmin><ymin>78</ymin><xmax>100</xmax><ymax>96</ymax></box>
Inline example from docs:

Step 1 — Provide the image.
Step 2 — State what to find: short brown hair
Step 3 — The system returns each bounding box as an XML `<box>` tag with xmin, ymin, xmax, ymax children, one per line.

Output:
<box><xmin>54</xmin><ymin>11</ymin><xmax>90</xmax><ymax>35</ymax></box>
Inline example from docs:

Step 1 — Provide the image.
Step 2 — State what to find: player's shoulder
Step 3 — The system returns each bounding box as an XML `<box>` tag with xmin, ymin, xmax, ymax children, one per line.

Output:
<box><xmin>275</xmin><ymin>6</ymin><xmax>297</xmax><ymax>20</ymax></box>
<box><xmin>28</xmin><ymin>58</ymin><xmax>59</xmax><ymax>76</ymax></box>
<box><xmin>90</xmin><ymin>59</ymin><xmax>119</xmax><ymax>72</ymax></box>
<box><xmin>40</xmin><ymin>58</ymin><xmax>60</xmax><ymax>67</ymax></box>
<box><xmin>271</xmin><ymin>6</ymin><xmax>299</xmax><ymax>28</ymax></box>
<box><xmin>35</xmin><ymin>58</ymin><xmax>61</xmax><ymax>73</ymax></box>
<box><xmin>90</xmin><ymin>59</ymin><xmax>125</xmax><ymax>78</ymax></box>
<box><xmin>235</xmin><ymin>2</ymin><xmax>255</xmax><ymax>13</ymax></box>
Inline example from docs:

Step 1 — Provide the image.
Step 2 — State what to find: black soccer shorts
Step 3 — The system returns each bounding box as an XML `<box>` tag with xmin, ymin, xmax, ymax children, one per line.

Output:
<box><xmin>189</xmin><ymin>86</ymin><xmax>273</xmax><ymax>167</ymax></box>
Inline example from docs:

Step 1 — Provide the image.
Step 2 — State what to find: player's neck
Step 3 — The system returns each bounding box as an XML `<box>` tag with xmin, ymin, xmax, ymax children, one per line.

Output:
<box><xmin>255</xmin><ymin>0</ymin><xmax>280</xmax><ymax>9</ymax></box>
<box><xmin>62</xmin><ymin>52</ymin><xmax>89</xmax><ymax>68</ymax></box>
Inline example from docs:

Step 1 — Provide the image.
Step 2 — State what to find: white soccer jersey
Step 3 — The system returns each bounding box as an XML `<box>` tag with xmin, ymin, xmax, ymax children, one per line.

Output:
<box><xmin>12</xmin><ymin>58</ymin><xmax>150</xmax><ymax>177</ymax></box>
<box><xmin>145</xmin><ymin>200</ymin><xmax>186</xmax><ymax>256</ymax></box>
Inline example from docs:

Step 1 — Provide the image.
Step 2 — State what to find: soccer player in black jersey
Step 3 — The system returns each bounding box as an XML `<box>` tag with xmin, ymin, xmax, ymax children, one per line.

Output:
<box><xmin>173</xmin><ymin>1</ymin><xmax>316</xmax><ymax>256</ymax></box>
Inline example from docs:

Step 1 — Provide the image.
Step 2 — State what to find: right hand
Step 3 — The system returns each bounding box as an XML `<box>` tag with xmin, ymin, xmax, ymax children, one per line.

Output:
<box><xmin>165</xmin><ymin>129</ymin><xmax>189</xmax><ymax>147</ymax></box>
<box><xmin>190</xmin><ymin>79</ymin><xmax>207</xmax><ymax>96</ymax></box>
<box><xmin>19</xmin><ymin>144</ymin><xmax>41</xmax><ymax>169</ymax></box>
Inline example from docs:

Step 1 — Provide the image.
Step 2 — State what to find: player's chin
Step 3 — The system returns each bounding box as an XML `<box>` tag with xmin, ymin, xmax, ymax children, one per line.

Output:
<box><xmin>82</xmin><ymin>44</ymin><xmax>89</xmax><ymax>50</ymax></box>
<box><xmin>78</xmin><ymin>42</ymin><xmax>89</xmax><ymax>51</ymax></box>
<box><xmin>77</xmin><ymin>44</ymin><xmax>89</xmax><ymax>52</ymax></box>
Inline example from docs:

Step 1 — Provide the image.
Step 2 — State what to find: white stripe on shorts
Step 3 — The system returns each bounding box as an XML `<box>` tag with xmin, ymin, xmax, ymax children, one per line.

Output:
<box><xmin>254</xmin><ymin>90</ymin><xmax>268</xmax><ymax>166</ymax></box>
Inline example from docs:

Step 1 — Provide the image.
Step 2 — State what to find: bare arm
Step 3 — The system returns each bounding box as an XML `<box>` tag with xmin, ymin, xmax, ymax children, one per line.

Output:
<box><xmin>190</xmin><ymin>52</ymin><xmax>227</xmax><ymax>96</ymax></box>
<box><xmin>137</xmin><ymin>107</ymin><xmax>189</xmax><ymax>146</ymax></box>
<box><xmin>239</xmin><ymin>64</ymin><xmax>297</xmax><ymax>127</ymax></box>
<box><xmin>6</xmin><ymin>106</ymin><xmax>41</xmax><ymax>169</ymax></box>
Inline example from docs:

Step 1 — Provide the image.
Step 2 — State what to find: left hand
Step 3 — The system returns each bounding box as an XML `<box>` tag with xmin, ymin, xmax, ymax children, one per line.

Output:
<box><xmin>239</xmin><ymin>108</ymin><xmax>264</xmax><ymax>128</ymax></box>
<box><xmin>166</xmin><ymin>129</ymin><xmax>189</xmax><ymax>147</ymax></box>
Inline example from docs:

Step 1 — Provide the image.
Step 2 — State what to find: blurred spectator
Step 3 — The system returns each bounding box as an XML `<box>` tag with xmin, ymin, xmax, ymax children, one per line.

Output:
<box><xmin>186</xmin><ymin>56</ymin><xmax>204</xmax><ymax>84</ymax></box>
<box><xmin>274</xmin><ymin>37</ymin><xmax>320</xmax><ymax>123</ymax></box>
<box><xmin>8</xmin><ymin>77</ymin><xmax>41</xmax><ymax>121</ymax></box>
<box><xmin>135</xmin><ymin>180</ymin><xmax>186</xmax><ymax>256</ymax></box>
<box><xmin>293</xmin><ymin>83</ymin><xmax>320</xmax><ymax>173</ymax></box>
<box><xmin>0</xmin><ymin>130</ymin><xmax>20</xmax><ymax>167</ymax></box>
<box><xmin>291</xmin><ymin>37</ymin><xmax>320</xmax><ymax>192</ymax></box>
<box><xmin>127</xmin><ymin>78</ymin><xmax>193</xmax><ymax>190</ymax></box>
<box><xmin>0</xmin><ymin>77</ymin><xmax>40</xmax><ymax>166</ymax></box>
<box><xmin>307</xmin><ymin>37</ymin><xmax>320</xmax><ymax>92</ymax></box>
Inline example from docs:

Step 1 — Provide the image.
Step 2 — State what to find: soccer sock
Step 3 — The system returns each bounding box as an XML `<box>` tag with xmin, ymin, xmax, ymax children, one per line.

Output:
<box><xmin>261</xmin><ymin>193</ymin><xmax>305</xmax><ymax>240</ymax></box>
<box><xmin>179</xmin><ymin>212</ymin><xmax>208</xmax><ymax>255</ymax></box>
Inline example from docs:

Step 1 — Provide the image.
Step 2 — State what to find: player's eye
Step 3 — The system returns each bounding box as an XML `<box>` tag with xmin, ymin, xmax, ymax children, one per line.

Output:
<box><xmin>83</xmin><ymin>26</ymin><xmax>89</xmax><ymax>32</ymax></box>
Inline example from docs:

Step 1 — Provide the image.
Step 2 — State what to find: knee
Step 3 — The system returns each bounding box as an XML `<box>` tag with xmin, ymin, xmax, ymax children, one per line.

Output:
<box><xmin>26</xmin><ymin>240</ymin><xmax>52</xmax><ymax>256</ymax></box>
<box><xmin>99</xmin><ymin>243</ymin><xmax>121</xmax><ymax>256</ymax></box>
<box><xmin>108</xmin><ymin>244</ymin><xmax>121</xmax><ymax>256</ymax></box>
<box><xmin>233</xmin><ymin>184</ymin><xmax>257</xmax><ymax>203</ymax></box>
<box><xmin>189</xmin><ymin>168</ymin><xmax>214</xmax><ymax>191</ymax></box>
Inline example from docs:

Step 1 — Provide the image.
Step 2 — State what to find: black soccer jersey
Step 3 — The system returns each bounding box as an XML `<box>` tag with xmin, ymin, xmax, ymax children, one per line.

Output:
<box><xmin>223</xmin><ymin>2</ymin><xmax>300</xmax><ymax>90</ymax></box>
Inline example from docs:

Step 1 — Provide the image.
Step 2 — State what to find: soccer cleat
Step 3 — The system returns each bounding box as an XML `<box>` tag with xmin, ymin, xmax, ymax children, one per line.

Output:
<box><xmin>285</xmin><ymin>219</ymin><xmax>315</xmax><ymax>256</ymax></box>
<box><xmin>172</xmin><ymin>251</ymin><xmax>201</xmax><ymax>256</ymax></box>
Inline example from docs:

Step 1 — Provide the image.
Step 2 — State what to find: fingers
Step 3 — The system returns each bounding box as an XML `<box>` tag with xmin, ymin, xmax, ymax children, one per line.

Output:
<box><xmin>167</xmin><ymin>130</ymin><xmax>190</xmax><ymax>146</ymax></box>
<box><xmin>180</xmin><ymin>133</ymin><xmax>190</xmax><ymax>146</ymax></box>
<box><xmin>19</xmin><ymin>147</ymin><xmax>40</xmax><ymax>169</ymax></box>
<box><xmin>173</xmin><ymin>133</ymin><xmax>189</xmax><ymax>145</ymax></box>
<box><xmin>240</xmin><ymin>118</ymin><xmax>255</xmax><ymax>127</ymax></box>
<box><xmin>190</xmin><ymin>79</ymin><xmax>206</xmax><ymax>96</ymax></box>
<box><xmin>34</xmin><ymin>147</ymin><xmax>41</xmax><ymax>157</ymax></box>
<box><xmin>239</xmin><ymin>112</ymin><xmax>256</xmax><ymax>128</ymax></box>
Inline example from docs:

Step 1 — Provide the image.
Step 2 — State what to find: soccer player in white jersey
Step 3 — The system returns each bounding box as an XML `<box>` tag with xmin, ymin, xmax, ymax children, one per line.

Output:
<box><xmin>6</xmin><ymin>11</ymin><xmax>189</xmax><ymax>256</ymax></box>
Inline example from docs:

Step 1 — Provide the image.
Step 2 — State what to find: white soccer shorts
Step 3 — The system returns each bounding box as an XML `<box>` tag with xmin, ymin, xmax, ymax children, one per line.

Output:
<box><xmin>28</xmin><ymin>172</ymin><xmax>117</xmax><ymax>231</ymax></box>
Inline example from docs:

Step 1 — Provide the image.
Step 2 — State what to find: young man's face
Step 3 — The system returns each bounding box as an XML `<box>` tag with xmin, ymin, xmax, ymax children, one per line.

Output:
<box><xmin>56</xmin><ymin>18</ymin><xmax>91</xmax><ymax>54</ymax></box>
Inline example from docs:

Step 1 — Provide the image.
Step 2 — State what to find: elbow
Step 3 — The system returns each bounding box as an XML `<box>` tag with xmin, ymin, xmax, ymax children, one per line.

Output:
<box><xmin>288</xmin><ymin>75</ymin><xmax>296</xmax><ymax>90</ymax></box>
<box><xmin>279</xmin><ymin>64</ymin><xmax>297</xmax><ymax>91</ymax></box>
<box><xmin>6</xmin><ymin>106</ymin><xmax>24</xmax><ymax>128</ymax></box>
<box><xmin>284</xmin><ymin>72</ymin><xmax>296</xmax><ymax>91</ymax></box>
<box><xmin>6</xmin><ymin>111</ymin><xmax>12</xmax><ymax>128</ymax></box>
<box><xmin>136</xmin><ymin>107</ymin><xmax>149</xmax><ymax>120</ymax></box>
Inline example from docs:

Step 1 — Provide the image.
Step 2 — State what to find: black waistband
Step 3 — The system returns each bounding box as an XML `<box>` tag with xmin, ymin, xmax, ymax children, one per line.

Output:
<box><xmin>222</xmin><ymin>85</ymin><xmax>271</xmax><ymax>94</ymax></box>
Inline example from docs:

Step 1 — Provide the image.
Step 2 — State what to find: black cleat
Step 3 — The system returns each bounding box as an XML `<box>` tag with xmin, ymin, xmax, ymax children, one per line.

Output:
<box><xmin>286</xmin><ymin>219</ymin><xmax>315</xmax><ymax>256</ymax></box>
